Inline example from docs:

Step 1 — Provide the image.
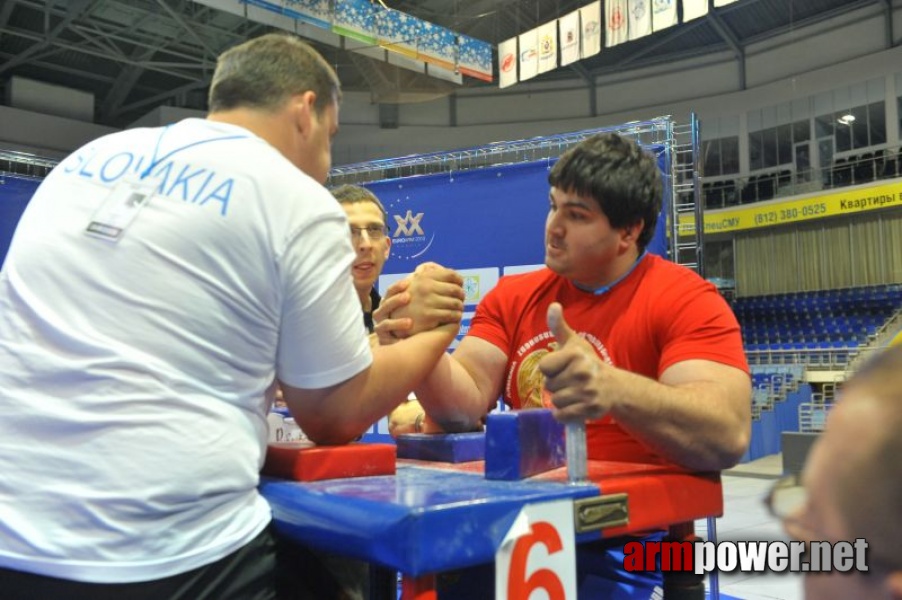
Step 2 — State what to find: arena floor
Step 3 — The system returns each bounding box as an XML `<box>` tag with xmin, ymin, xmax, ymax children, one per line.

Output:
<box><xmin>700</xmin><ymin>454</ymin><xmax>803</xmax><ymax>600</ymax></box>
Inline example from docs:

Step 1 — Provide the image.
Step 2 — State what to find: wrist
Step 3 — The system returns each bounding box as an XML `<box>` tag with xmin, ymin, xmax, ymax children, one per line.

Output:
<box><xmin>414</xmin><ymin>411</ymin><xmax>426</xmax><ymax>433</ymax></box>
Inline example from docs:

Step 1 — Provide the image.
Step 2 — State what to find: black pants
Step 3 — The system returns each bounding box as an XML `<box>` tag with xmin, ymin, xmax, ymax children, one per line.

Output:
<box><xmin>273</xmin><ymin>536</ymin><xmax>371</xmax><ymax>600</ymax></box>
<box><xmin>0</xmin><ymin>525</ymin><xmax>277</xmax><ymax>600</ymax></box>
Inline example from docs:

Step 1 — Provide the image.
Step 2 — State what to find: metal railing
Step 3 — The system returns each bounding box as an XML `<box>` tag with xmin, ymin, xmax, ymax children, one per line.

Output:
<box><xmin>746</xmin><ymin>347</ymin><xmax>859</xmax><ymax>369</ymax></box>
<box><xmin>0</xmin><ymin>151</ymin><xmax>59</xmax><ymax>179</ymax></box>
<box><xmin>798</xmin><ymin>402</ymin><xmax>831</xmax><ymax>433</ymax></box>
<box><xmin>329</xmin><ymin>117</ymin><xmax>678</xmax><ymax>184</ymax></box>
<box><xmin>701</xmin><ymin>148</ymin><xmax>902</xmax><ymax>210</ymax></box>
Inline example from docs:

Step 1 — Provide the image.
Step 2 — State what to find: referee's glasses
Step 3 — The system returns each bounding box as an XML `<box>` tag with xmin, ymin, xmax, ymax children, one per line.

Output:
<box><xmin>350</xmin><ymin>225</ymin><xmax>387</xmax><ymax>242</ymax></box>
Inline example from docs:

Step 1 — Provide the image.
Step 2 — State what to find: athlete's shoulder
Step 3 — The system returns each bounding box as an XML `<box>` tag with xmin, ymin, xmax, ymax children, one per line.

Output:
<box><xmin>489</xmin><ymin>267</ymin><xmax>558</xmax><ymax>295</ymax></box>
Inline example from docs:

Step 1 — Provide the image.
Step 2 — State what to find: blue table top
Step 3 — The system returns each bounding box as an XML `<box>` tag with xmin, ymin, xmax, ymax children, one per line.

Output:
<box><xmin>261</xmin><ymin>463</ymin><xmax>598</xmax><ymax>575</ymax></box>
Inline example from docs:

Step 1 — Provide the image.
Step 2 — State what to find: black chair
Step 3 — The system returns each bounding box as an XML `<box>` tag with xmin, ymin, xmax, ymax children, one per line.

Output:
<box><xmin>777</xmin><ymin>170</ymin><xmax>792</xmax><ymax>196</ymax></box>
<box><xmin>757</xmin><ymin>174</ymin><xmax>776</xmax><ymax>201</ymax></box>
<box><xmin>832</xmin><ymin>159</ymin><xmax>851</xmax><ymax>187</ymax></box>
<box><xmin>853</xmin><ymin>153</ymin><xmax>874</xmax><ymax>184</ymax></box>
<box><xmin>723</xmin><ymin>180</ymin><xmax>737</xmax><ymax>206</ymax></box>
<box><xmin>741</xmin><ymin>177</ymin><xmax>758</xmax><ymax>204</ymax></box>
<box><xmin>703</xmin><ymin>182</ymin><xmax>718</xmax><ymax>209</ymax></box>
<box><xmin>882</xmin><ymin>150</ymin><xmax>900</xmax><ymax>178</ymax></box>
<box><xmin>873</xmin><ymin>150</ymin><xmax>887</xmax><ymax>179</ymax></box>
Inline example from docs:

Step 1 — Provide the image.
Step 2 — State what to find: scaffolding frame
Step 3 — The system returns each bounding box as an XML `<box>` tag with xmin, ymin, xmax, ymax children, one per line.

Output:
<box><xmin>329</xmin><ymin>115</ymin><xmax>703</xmax><ymax>273</ymax></box>
<box><xmin>0</xmin><ymin>151</ymin><xmax>58</xmax><ymax>180</ymax></box>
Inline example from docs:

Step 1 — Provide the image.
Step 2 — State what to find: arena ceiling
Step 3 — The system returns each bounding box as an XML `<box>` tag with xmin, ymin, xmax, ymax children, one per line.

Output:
<box><xmin>0</xmin><ymin>0</ymin><xmax>892</xmax><ymax>128</ymax></box>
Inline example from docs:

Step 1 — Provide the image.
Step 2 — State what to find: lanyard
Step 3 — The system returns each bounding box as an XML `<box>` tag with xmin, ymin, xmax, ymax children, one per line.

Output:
<box><xmin>574</xmin><ymin>251</ymin><xmax>648</xmax><ymax>296</ymax></box>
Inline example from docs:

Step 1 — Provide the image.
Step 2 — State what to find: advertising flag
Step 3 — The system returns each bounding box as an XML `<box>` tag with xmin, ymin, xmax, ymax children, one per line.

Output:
<box><xmin>498</xmin><ymin>37</ymin><xmax>518</xmax><ymax>88</ymax></box>
<box><xmin>682</xmin><ymin>0</ymin><xmax>709</xmax><ymax>21</ymax></box>
<box><xmin>580</xmin><ymin>1</ymin><xmax>602</xmax><ymax>57</ymax></box>
<box><xmin>559</xmin><ymin>9</ymin><xmax>581</xmax><ymax>66</ymax></box>
<box><xmin>518</xmin><ymin>27</ymin><xmax>539</xmax><ymax>81</ymax></box>
<box><xmin>537</xmin><ymin>20</ymin><xmax>558</xmax><ymax>74</ymax></box>
<box><xmin>606</xmin><ymin>0</ymin><xmax>629</xmax><ymax>48</ymax></box>
<box><xmin>628</xmin><ymin>0</ymin><xmax>652</xmax><ymax>41</ymax></box>
<box><xmin>652</xmin><ymin>0</ymin><xmax>678</xmax><ymax>32</ymax></box>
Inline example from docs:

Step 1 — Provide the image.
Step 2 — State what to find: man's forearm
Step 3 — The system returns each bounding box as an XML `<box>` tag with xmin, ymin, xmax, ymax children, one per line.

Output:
<box><xmin>285</xmin><ymin>326</ymin><xmax>458</xmax><ymax>444</ymax></box>
<box><xmin>414</xmin><ymin>353</ymin><xmax>490</xmax><ymax>432</ymax></box>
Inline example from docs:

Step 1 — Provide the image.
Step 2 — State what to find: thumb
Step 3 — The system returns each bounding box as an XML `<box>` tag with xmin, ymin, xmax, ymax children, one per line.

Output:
<box><xmin>546</xmin><ymin>302</ymin><xmax>575</xmax><ymax>345</ymax></box>
<box><xmin>386</xmin><ymin>276</ymin><xmax>411</xmax><ymax>297</ymax></box>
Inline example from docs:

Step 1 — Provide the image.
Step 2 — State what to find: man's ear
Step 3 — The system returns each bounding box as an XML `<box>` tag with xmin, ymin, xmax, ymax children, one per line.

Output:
<box><xmin>293</xmin><ymin>91</ymin><xmax>317</xmax><ymax>138</ymax></box>
<box><xmin>383</xmin><ymin>236</ymin><xmax>392</xmax><ymax>260</ymax></box>
<box><xmin>618</xmin><ymin>221</ymin><xmax>643</xmax><ymax>250</ymax></box>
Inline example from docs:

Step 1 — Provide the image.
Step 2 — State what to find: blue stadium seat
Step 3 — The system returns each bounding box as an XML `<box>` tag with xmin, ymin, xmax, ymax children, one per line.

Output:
<box><xmin>732</xmin><ymin>283</ymin><xmax>901</xmax><ymax>368</ymax></box>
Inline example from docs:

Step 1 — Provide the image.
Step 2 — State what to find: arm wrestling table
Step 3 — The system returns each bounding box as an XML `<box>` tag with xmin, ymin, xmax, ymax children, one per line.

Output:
<box><xmin>260</xmin><ymin>457</ymin><xmax>722</xmax><ymax>600</ymax></box>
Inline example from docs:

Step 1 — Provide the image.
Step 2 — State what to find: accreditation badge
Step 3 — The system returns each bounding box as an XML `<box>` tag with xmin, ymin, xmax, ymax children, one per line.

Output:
<box><xmin>85</xmin><ymin>177</ymin><xmax>158</xmax><ymax>242</ymax></box>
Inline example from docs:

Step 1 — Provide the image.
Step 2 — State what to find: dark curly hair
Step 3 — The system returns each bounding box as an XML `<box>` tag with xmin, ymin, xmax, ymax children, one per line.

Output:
<box><xmin>548</xmin><ymin>133</ymin><xmax>663</xmax><ymax>251</ymax></box>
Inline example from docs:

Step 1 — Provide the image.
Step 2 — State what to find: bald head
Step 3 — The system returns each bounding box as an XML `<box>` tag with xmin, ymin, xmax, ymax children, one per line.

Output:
<box><xmin>821</xmin><ymin>347</ymin><xmax>902</xmax><ymax>580</ymax></box>
<box><xmin>798</xmin><ymin>347</ymin><xmax>902</xmax><ymax>600</ymax></box>
<box><xmin>831</xmin><ymin>348</ymin><xmax>902</xmax><ymax>570</ymax></box>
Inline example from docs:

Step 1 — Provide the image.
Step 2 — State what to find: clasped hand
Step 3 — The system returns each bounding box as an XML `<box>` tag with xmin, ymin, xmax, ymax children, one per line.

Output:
<box><xmin>373</xmin><ymin>262</ymin><xmax>466</xmax><ymax>343</ymax></box>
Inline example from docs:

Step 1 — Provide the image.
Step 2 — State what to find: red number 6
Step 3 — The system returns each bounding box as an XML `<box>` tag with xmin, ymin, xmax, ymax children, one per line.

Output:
<box><xmin>507</xmin><ymin>521</ymin><xmax>565</xmax><ymax>600</ymax></box>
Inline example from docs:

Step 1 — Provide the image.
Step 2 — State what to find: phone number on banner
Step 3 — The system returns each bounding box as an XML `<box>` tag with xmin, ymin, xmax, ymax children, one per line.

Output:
<box><xmin>678</xmin><ymin>181</ymin><xmax>902</xmax><ymax>235</ymax></box>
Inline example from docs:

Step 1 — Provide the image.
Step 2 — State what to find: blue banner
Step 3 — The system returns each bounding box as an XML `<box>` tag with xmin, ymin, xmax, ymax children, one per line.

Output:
<box><xmin>370</xmin><ymin>154</ymin><xmax>668</xmax><ymax>294</ymax></box>
<box><xmin>0</xmin><ymin>176</ymin><xmax>41</xmax><ymax>268</ymax></box>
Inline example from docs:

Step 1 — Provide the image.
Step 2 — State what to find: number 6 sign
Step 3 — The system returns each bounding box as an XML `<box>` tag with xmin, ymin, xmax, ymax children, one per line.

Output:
<box><xmin>495</xmin><ymin>499</ymin><xmax>577</xmax><ymax>599</ymax></box>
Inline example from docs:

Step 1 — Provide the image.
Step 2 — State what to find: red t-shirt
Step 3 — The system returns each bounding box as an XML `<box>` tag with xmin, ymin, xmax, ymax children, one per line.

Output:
<box><xmin>469</xmin><ymin>253</ymin><xmax>748</xmax><ymax>465</ymax></box>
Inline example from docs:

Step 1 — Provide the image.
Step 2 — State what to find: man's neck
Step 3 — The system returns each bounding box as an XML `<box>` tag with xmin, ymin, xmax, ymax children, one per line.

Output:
<box><xmin>572</xmin><ymin>248</ymin><xmax>644</xmax><ymax>294</ymax></box>
<box><xmin>207</xmin><ymin>108</ymin><xmax>290</xmax><ymax>158</ymax></box>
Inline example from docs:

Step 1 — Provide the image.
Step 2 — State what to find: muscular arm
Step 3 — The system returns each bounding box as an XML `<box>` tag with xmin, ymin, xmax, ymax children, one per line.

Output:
<box><xmin>601</xmin><ymin>360</ymin><xmax>750</xmax><ymax>471</ymax></box>
<box><xmin>411</xmin><ymin>335</ymin><xmax>508</xmax><ymax>433</ymax></box>
<box><xmin>281</xmin><ymin>323</ymin><xmax>458</xmax><ymax>444</ymax></box>
<box><xmin>648</xmin><ymin>360</ymin><xmax>750</xmax><ymax>470</ymax></box>
<box><xmin>541</xmin><ymin>304</ymin><xmax>751</xmax><ymax>471</ymax></box>
<box><xmin>376</xmin><ymin>265</ymin><xmax>500</xmax><ymax>434</ymax></box>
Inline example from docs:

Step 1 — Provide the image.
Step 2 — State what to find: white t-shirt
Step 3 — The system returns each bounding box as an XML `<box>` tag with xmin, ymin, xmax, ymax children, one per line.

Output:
<box><xmin>0</xmin><ymin>119</ymin><xmax>371</xmax><ymax>582</ymax></box>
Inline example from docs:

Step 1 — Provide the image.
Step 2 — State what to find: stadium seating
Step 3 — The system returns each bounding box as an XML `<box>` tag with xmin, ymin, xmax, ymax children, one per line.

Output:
<box><xmin>756</xmin><ymin>173</ymin><xmax>777</xmax><ymax>201</ymax></box>
<box><xmin>702</xmin><ymin>179</ymin><xmax>740</xmax><ymax>209</ymax></box>
<box><xmin>878</xmin><ymin>149</ymin><xmax>898</xmax><ymax>178</ymax></box>
<box><xmin>831</xmin><ymin>158</ymin><xmax>852</xmax><ymax>187</ymax></box>
<box><xmin>733</xmin><ymin>283</ymin><xmax>902</xmax><ymax>459</ymax></box>
<box><xmin>733</xmin><ymin>283</ymin><xmax>902</xmax><ymax>369</ymax></box>
<box><xmin>853</xmin><ymin>152</ymin><xmax>875</xmax><ymax>184</ymax></box>
<box><xmin>740</xmin><ymin>366</ymin><xmax>811</xmax><ymax>463</ymax></box>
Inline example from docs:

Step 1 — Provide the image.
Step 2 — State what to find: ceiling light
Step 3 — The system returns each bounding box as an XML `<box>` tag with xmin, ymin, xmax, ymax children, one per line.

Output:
<box><xmin>837</xmin><ymin>114</ymin><xmax>856</xmax><ymax>126</ymax></box>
